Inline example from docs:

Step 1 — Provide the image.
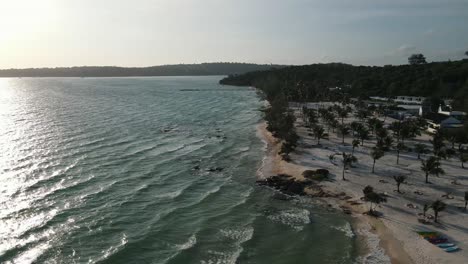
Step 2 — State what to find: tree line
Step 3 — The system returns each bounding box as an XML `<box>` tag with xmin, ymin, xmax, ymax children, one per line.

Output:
<box><xmin>220</xmin><ymin>58</ymin><xmax>468</xmax><ymax>113</ymax></box>
<box><xmin>0</xmin><ymin>63</ymin><xmax>285</xmax><ymax>77</ymax></box>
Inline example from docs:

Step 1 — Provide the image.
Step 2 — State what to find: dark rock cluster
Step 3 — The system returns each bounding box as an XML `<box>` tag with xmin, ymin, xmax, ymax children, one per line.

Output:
<box><xmin>256</xmin><ymin>174</ymin><xmax>312</xmax><ymax>196</ymax></box>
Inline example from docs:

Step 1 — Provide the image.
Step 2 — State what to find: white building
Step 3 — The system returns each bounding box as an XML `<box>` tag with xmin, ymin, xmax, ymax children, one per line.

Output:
<box><xmin>438</xmin><ymin>105</ymin><xmax>467</xmax><ymax>119</ymax></box>
<box><xmin>369</xmin><ymin>96</ymin><xmax>426</xmax><ymax>105</ymax></box>
<box><xmin>394</xmin><ymin>96</ymin><xmax>425</xmax><ymax>105</ymax></box>
<box><xmin>397</xmin><ymin>105</ymin><xmax>423</xmax><ymax>116</ymax></box>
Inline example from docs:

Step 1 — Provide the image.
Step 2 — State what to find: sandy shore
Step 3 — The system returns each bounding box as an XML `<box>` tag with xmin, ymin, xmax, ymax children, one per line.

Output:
<box><xmin>256</xmin><ymin>122</ymin><xmax>410</xmax><ymax>263</ymax></box>
<box><xmin>256</xmin><ymin>113</ymin><xmax>468</xmax><ymax>264</ymax></box>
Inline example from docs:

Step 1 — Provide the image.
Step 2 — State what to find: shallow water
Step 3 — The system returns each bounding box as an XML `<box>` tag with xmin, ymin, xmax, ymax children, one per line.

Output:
<box><xmin>0</xmin><ymin>76</ymin><xmax>359</xmax><ymax>263</ymax></box>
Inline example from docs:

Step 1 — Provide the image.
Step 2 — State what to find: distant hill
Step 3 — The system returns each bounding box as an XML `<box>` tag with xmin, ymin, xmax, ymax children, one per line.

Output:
<box><xmin>0</xmin><ymin>63</ymin><xmax>286</xmax><ymax>77</ymax></box>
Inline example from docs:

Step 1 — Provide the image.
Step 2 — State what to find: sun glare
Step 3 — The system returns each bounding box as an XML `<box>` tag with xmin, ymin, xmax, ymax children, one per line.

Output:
<box><xmin>0</xmin><ymin>0</ymin><xmax>57</xmax><ymax>42</ymax></box>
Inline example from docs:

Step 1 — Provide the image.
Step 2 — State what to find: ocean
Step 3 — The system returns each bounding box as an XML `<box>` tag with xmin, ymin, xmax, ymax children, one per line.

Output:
<box><xmin>0</xmin><ymin>76</ymin><xmax>360</xmax><ymax>263</ymax></box>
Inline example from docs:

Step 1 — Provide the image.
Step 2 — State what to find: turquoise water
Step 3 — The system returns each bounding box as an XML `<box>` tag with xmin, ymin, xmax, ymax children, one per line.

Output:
<box><xmin>0</xmin><ymin>76</ymin><xmax>359</xmax><ymax>263</ymax></box>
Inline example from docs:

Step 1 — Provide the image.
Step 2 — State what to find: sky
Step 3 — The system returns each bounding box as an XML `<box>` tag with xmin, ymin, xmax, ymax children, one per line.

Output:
<box><xmin>0</xmin><ymin>0</ymin><xmax>467</xmax><ymax>68</ymax></box>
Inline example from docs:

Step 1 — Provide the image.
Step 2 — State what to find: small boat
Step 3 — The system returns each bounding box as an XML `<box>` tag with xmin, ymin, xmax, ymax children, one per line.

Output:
<box><xmin>444</xmin><ymin>246</ymin><xmax>459</xmax><ymax>252</ymax></box>
<box><xmin>437</xmin><ymin>243</ymin><xmax>455</xmax><ymax>248</ymax></box>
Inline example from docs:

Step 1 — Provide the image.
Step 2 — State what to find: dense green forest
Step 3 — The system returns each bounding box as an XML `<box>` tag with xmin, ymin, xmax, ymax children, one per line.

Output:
<box><xmin>0</xmin><ymin>63</ymin><xmax>285</xmax><ymax>77</ymax></box>
<box><xmin>220</xmin><ymin>60</ymin><xmax>468</xmax><ymax>112</ymax></box>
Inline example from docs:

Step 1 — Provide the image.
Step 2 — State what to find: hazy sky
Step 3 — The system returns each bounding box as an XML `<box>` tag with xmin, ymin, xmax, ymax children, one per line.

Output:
<box><xmin>1</xmin><ymin>0</ymin><xmax>467</xmax><ymax>68</ymax></box>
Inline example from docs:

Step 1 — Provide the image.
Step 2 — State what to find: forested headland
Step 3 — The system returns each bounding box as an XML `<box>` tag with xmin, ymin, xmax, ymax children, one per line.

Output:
<box><xmin>0</xmin><ymin>63</ymin><xmax>285</xmax><ymax>78</ymax></box>
<box><xmin>220</xmin><ymin>59</ymin><xmax>468</xmax><ymax>112</ymax></box>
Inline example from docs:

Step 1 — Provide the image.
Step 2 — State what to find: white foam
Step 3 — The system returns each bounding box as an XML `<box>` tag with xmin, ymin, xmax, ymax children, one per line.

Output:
<box><xmin>354</xmin><ymin>224</ymin><xmax>391</xmax><ymax>264</ymax></box>
<box><xmin>5</xmin><ymin>241</ymin><xmax>51</xmax><ymax>264</ymax></box>
<box><xmin>154</xmin><ymin>189</ymin><xmax>183</xmax><ymax>199</ymax></box>
<box><xmin>201</xmin><ymin>247</ymin><xmax>243</xmax><ymax>264</ymax></box>
<box><xmin>331</xmin><ymin>222</ymin><xmax>355</xmax><ymax>238</ymax></box>
<box><xmin>175</xmin><ymin>234</ymin><xmax>197</xmax><ymax>250</ymax></box>
<box><xmin>267</xmin><ymin>209</ymin><xmax>310</xmax><ymax>231</ymax></box>
<box><xmin>92</xmin><ymin>233</ymin><xmax>128</xmax><ymax>263</ymax></box>
<box><xmin>220</xmin><ymin>226</ymin><xmax>254</xmax><ymax>243</ymax></box>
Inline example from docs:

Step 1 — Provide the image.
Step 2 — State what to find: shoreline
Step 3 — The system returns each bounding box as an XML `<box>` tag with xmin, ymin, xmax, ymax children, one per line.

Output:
<box><xmin>255</xmin><ymin>121</ymin><xmax>414</xmax><ymax>264</ymax></box>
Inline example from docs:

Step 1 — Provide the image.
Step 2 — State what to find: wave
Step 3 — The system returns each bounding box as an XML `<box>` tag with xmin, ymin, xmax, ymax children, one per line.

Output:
<box><xmin>330</xmin><ymin>222</ymin><xmax>355</xmax><ymax>238</ymax></box>
<box><xmin>354</xmin><ymin>224</ymin><xmax>391</xmax><ymax>264</ymax></box>
<box><xmin>153</xmin><ymin>189</ymin><xmax>184</xmax><ymax>199</ymax></box>
<box><xmin>5</xmin><ymin>241</ymin><xmax>51</xmax><ymax>264</ymax></box>
<box><xmin>174</xmin><ymin>234</ymin><xmax>197</xmax><ymax>250</ymax></box>
<box><xmin>220</xmin><ymin>226</ymin><xmax>254</xmax><ymax>244</ymax></box>
<box><xmin>91</xmin><ymin>233</ymin><xmax>128</xmax><ymax>264</ymax></box>
<box><xmin>201</xmin><ymin>247</ymin><xmax>243</xmax><ymax>264</ymax></box>
<box><xmin>267</xmin><ymin>209</ymin><xmax>311</xmax><ymax>231</ymax></box>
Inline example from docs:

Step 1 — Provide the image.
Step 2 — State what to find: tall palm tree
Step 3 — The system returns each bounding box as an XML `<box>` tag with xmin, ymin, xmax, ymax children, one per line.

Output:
<box><xmin>459</xmin><ymin>150</ymin><xmax>467</xmax><ymax>169</ymax></box>
<box><xmin>352</xmin><ymin>139</ymin><xmax>360</xmax><ymax>155</ymax></box>
<box><xmin>338</xmin><ymin>124</ymin><xmax>350</xmax><ymax>144</ymax></box>
<box><xmin>337</xmin><ymin>107</ymin><xmax>348</xmax><ymax>126</ymax></box>
<box><xmin>423</xmin><ymin>204</ymin><xmax>430</xmax><ymax>217</ymax></box>
<box><xmin>396</xmin><ymin>142</ymin><xmax>405</xmax><ymax>165</ymax></box>
<box><xmin>464</xmin><ymin>191</ymin><xmax>468</xmax><ymax>211</ymax></box>
<box><xmin>414</xmin><ymin>143</ymin><xmax>428</xmax><ymax>159</ymax></box>
<box><xmin>313</xmin><ymin>125</ymin><xmax>326</xmax><ymax>145</ymax></box>
<box><xmin>357</xmin><ymin>126</ymin><xmax>370</xmax><ymax>146</ymax></box>
<box><xmin>331</xmin><ymin>152</ymin><xmax>357</xmax><ymax>180</ymax></box>
<box><xmin>370</xmin><ymin>147</ymin><xmax>385</xmax><ymax>173</ymax></box>
<box><xmin>393</xmin><ymin>175</ymin><xmax>406</xmax><ymax>193</ymax></box>
<box><xmin>421</xmin><ymin>156</ymin><xmax>444</xmax><ymax>183</ymax></box>
<box><xmin>341</xmin><ymin>152</ymin><xmax>357</xmax><ymax>180</ymax></box>
<box><xmin>431</xmin><ymin>200</ymin><xmax>446</xmax><ymax>223</ymax></box>
<box><xmin>367</xmin><ymin>117</ymin><xmax>383</xmax><ymax>136</ymax></box>
<box><xmin>431</xmin><ymin>129</ymin><xmax>445</xmax><ymax>157</ymax></box>
<box><xmin>350</xmin><ymin>121</ymin><xmax>362</xmax><ymax>138</ymax></box>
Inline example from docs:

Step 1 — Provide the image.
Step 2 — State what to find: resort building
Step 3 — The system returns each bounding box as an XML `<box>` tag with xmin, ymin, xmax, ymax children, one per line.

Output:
<box><xmin>394</xmin><ymin>96</ymin><xmax>425</xmax><ymax>105</ymax></box>
<box><xmin>437</xmin><ymin>105</ymin><xmax>467</xmax><ymax>121</ymax></box>
<box><xmin>369</xmin><ymin>96</ymin><xmax>426</xmax><ymax>105</ymax></box>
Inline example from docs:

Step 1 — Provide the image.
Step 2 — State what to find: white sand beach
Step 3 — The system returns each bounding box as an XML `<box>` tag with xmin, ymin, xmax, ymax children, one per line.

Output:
<box><xmin>257</xmin><ymin>105</ymin><xmax>468</xmax><ymax>264</ymax></box>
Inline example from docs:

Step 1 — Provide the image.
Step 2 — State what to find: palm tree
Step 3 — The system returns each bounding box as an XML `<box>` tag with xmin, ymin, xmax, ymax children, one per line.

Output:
<box><xmin>370</xmin><ymin>147</ymin><xmax>385</xmax><ymax>173</ymax></box>
<box><xmin>342</xmin><ymin>153</ymin><xmax>357</xmax><ymax>180</ymax></box>
<box><xmin>431</xmin><ymin>200</ymin><xmax>446</xmax><ymax>223</ymax></box>
<box><xmin>414</xmin><ymin>143</ymin><xmax>428</xmax><ymax>159</ymax></box>
<box><xmin>352</xmin><ymin>139</ymin><xmax>360</xmax><ymax>155</ymax></box>
<box><xmin>357</xmin><ymin>126</ymin><xmax>370</xmax><ymax>146</ymax></box>
<box><xmin>421</xmin><ymin>156</ymin><xmax>444</xmax><ymax>183</ymax></box>
<box><xmin>393</xmin><ymin>175</ymin><xmax>406</xmax><ymax>193</ymax></box>
<box><xmin>459</xmin><ymin>151</ymin><xmax>467</xmax><ymax>169</ymax></box>
<box><xmin>337</xmin><ymin>107</ymin><xmax>348</xmax><ymax>126</ymax></box>
<box><xmin>331</xmin><ymin>152</ymin><xmax>357</xmax><ymax>180</ymax></box>
<box><xmin>338</xmin><ymin>124</ymin><xmax>350</xmax><ymax>144</ymax></box>
<box><xmin>423</xmin><ymin>204</ymin><xmax>430</xmax><ymax>217</ymax></box>
<box><xmin>363</xmin><ymin>185</ymin><xmax>387</xmax><ymax>214</ymax></box>
<box><xmin>313</xmin><ymin>125</ymin><xmax>326</xmax><ymax>145</ymax></box>
<box><xmin>431</xmin><ymin>129</ymin><xmax>445</xmax><ymax>157</ymax></box>
<box><xmin>350</xmin><ymin>121</ymin><xmax>362</xmax><ymax>138</ymax></box>
<box><xmin>375</xmin><ymin>127</ymin><xmax>389</xmax><ymax>141</ymax></box>
<box><xmin>356</xmin><ymin>109</ymin><xmax>369</xmax><ymax>121</ymax></box>
<box><xmin>396</xmin><ymin>142</ymin><xmax>405</xmax><ymax>165</ymax></box>
<box><xmin>367</xmin><ymin>117</ymin><xmax>383</xmax><ymax>136</ymax></box>
<box><xmin>464</xmin><ymin>192</ymin><xmax>468</xmax><ymax>211</ymax></box>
